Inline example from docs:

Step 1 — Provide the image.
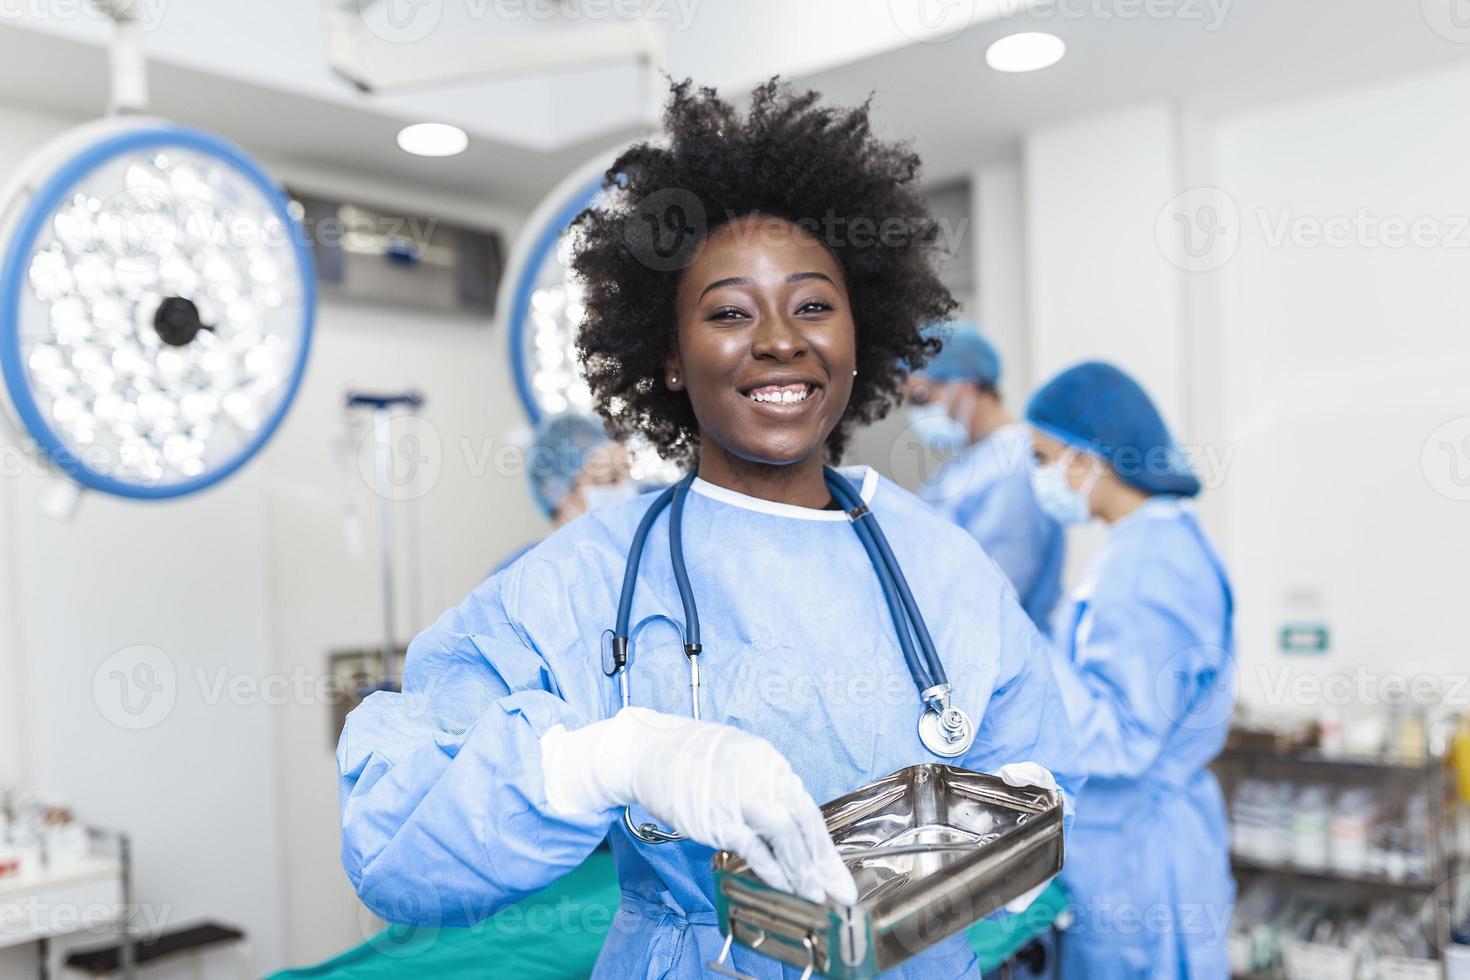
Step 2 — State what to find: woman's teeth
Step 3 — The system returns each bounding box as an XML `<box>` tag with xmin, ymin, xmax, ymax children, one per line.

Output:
<box><xmin>746</xmin><ymin>384</ymin><xmax>813</xmax><ymax>404</ymax></box>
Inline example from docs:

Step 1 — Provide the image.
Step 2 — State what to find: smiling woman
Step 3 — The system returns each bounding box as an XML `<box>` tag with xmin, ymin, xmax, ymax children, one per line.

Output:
<box><xmin>336</xmin><ymin>78</ymin><xmax>1084</xmax><ymax>980</ymax></box>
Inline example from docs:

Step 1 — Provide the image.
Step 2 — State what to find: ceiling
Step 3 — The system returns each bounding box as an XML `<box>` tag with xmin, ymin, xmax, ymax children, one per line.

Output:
<box><xmin>0</xmin><ymin>0</ymin><xmax>1467</xmax><ymax>209</ymax></box>
<box><xmin>803</xmin><ymin>0</ymin><xmax>1470</xmax><ymax>182</ymax></box>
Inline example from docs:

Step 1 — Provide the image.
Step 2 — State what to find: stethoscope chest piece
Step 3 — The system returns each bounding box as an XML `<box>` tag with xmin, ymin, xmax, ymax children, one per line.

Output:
<box><xmin>917</xmin><ymin>685</ymin><xmax>975</xmax><ymax>758</ymax></box>
<box><xmin>600</xmin><ymin>629</ymin><xmax>619</xmax><ymax>677</ymax></box>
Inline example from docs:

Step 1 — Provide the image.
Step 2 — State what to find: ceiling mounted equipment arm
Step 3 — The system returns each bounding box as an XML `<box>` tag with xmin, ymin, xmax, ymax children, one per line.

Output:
<box><xmin>90</xmin><ymin>0</ymin><xmax>150</xmax><ymax>114</ymax></box>
<box><xmin>321</xmin><ymin>0</ymin><xmax>665</xmax><ymax>94</ymax></box>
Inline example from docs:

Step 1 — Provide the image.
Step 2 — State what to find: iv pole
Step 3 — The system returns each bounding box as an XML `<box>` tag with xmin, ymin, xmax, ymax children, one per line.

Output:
<box><xmin>345</xmin><ymin>391</ymin><xmax>424</xmax><ymax>686</ymax></box>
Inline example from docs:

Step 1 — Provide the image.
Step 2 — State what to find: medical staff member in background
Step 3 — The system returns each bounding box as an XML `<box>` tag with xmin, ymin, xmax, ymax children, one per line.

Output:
<box><xmin>1026</xmin><ymin>362</ymin><xmax>1235</xmax><ymax>979</ymax></box>
<box><xmin>491</xmin><ymin>412</ymin><xmax>641</xmax><ymax>575</ymax></box>
<box><xmin>905</xmin><ymin>323</ymin><xmax>1064</xmax><ymax>631</ymax></box>
<box><xmin>528</xmin><ymin>412</ymin><xmax>640</xmax><ymax>524</ymax></box>
<box><xmin>337</xmin><ymin>79</ymin><xmax>1083</xmax><ymax>979</ymax></box>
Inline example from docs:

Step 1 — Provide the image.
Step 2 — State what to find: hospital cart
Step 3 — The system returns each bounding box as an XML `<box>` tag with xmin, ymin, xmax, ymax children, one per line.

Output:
<box><xmin>0</xmin><ymin>828</ymin><xmax>132</xmax><ymax>980</ymax></box>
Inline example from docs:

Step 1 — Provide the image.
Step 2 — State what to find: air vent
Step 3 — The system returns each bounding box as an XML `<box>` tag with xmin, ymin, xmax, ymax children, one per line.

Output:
<box><xmin>289</xmin><ymin>190</ymin><xmax>504</xmax><ymax>318</ymax></box>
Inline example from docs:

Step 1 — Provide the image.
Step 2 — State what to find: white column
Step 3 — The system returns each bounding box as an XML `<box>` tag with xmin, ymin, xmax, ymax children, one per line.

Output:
<box><xmin>973</xmin><ymin>160</ymin><xmax>1033</xmax><ymax>398</ymax></box>
<box><xmin>1022</xmin><ymin>101</ymin><xmax>1185</xmax><ymax>426</ymax></box>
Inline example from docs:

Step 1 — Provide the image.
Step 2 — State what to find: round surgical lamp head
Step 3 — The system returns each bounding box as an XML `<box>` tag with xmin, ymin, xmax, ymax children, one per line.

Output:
<box><xmin>497</xmin><ymin>146</ymin><xmax>681</xmax><ymax>487</ymax></box>
<box><xmin>0</xmin><ymin>117</ymin><xmax>316</xmax><ymax>500</ymax></box>
<box><xmin>500</xmin><ymin>151</ymin><xmax>609</xmax><ymax>426</ymax></box>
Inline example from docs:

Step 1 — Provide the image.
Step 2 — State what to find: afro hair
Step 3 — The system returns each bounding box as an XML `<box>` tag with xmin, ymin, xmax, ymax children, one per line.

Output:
<box><xmin>571</xmin><ymin>78</ymin><xmax>957</xmax><ymax>464</ymax></box>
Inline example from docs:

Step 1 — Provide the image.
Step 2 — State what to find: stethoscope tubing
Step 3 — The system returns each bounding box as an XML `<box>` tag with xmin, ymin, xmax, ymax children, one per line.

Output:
<box><xmin>613</xmin><ymin>468</ymin><xmax>946</xmax><ymax>697</ymax></box>
<box><xmin>609</xmin><ymin>468</ymin><xmax>962</xmax><ymax>844</ymax></box>
<box><xmin>667</xmin><ymin>476</ymin><xmax>702</xmax><ymax>651</ymax></box>
<box><xmin>612</xmin><ymin>479</ymin><xmax>683</xmax><ymax>670</ymax></box>
<box><xmin>823</xmin><ymin>469</ymin><xmax>948</xmax><ymax>695</ymax></box>
<box><xmin>821</xmin><ymin>470</ymin><xmax>936</xmax><ymax>694</ymax></box>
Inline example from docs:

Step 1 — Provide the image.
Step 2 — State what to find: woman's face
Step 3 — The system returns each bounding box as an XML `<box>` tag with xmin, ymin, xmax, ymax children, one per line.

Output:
<box><xmin>669</xmin><ymin>215</ymin><xmax>857</xmax><ymax>467</ymax></box>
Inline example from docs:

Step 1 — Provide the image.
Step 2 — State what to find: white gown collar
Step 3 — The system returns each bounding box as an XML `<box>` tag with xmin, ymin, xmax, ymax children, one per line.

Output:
<box><xmin>690</xmin><ymin>466</ymin><xmax>878</xmax><ymax>521</ymax></box>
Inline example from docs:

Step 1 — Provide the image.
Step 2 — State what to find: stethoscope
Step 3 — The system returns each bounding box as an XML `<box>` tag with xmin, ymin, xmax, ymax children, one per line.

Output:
<box><xmin>602</xmin><ymin>465</ymin><xmax>976</xmax><ymax>845</ymax></box>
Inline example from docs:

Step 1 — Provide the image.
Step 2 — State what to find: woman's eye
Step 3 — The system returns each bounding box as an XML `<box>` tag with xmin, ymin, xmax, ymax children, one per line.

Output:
<box><xmin>796</xmin><ymin>299</ymin><xmax>833</xmax><ymax>315</ymax></box>
<box><xmin>707</xmin><ymin>307</ymin><xmax>748</xmax><ymax>321</ymax></box>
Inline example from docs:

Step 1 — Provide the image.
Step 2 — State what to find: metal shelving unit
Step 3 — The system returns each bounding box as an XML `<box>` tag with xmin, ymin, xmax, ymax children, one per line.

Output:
<box><xmin>1219</xmin><ymin>746</ymin><xmax>1439</xmax><ymax>775</ymax></box>
<box><xmin>1214</xmin><ymin>744</ymin><xmax>1459</xmax><ymax>980</ymax></box>
<box><xmin>1229</xmin><ymin>855</ymin><xmax>1438</xmax><ymax>893</ymax></box>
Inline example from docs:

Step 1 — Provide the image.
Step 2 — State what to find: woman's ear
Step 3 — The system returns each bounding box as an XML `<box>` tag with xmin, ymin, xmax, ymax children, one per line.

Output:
<box><xmin>664</xmin><ymin>347</ymin><xmax>684</xmax><ymax>391</ymax></box>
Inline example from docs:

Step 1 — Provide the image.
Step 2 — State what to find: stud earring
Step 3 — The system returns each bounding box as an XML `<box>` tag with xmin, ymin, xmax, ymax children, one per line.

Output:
<box><xmin>852</xmin><ymin>369</ymin><xmax>858</xmax><ymax>377</ymax></box>
<box><xmin>669</xmin><ymin>375</ymin><xmax>679</xmax><ymax>386</ymax></box>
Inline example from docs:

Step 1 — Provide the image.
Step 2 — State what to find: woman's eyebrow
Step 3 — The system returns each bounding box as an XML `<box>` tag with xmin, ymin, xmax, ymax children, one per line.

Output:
<box><xmin>699</xmin><ymin>276</ymin><xmax>752</xmax><ymax>299</ymax></box>
<box><xmin>698</xmin><ymin>271</ymin><xmax>835</xmax><ymax>299</ymax></box>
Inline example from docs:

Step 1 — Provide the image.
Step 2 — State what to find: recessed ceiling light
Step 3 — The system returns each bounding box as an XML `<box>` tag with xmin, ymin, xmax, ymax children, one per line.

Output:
<box><xmin>985</xmin><ymin>32</ymin><xmax>1066</xmax><ymax>73</ymax></box>
<box><xmin>396</xmin><ymin>123</ymin><xmax>468</xmax><ymax>157</ymax></box>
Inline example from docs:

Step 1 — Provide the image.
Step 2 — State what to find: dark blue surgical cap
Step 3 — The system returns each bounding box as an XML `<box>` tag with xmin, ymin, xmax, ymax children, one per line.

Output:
<box><xmin>526</xmin><ymin>412</ymin><xmax>613</xmax><ymax>516</ymax></box>
<box><xmin>1025</xmin><ymin>362</ymin><xmax>1201</xmax><ymax>497</ymax></box>
<box><xmin>913</xmin><ymin>321</ymin><xmax>1002</xmax><ymax>386</ymax></box>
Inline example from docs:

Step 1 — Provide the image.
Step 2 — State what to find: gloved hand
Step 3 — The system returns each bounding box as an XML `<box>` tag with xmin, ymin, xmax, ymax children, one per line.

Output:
<box><xmin>994</xmin><ymin>762</ymin><xmax>1060</xmax><ymax>913</ymax></box>
<box><xmin>542</xmin><ymin>707</ymin><xmax>858</xmax><ymax>905</ymax></box>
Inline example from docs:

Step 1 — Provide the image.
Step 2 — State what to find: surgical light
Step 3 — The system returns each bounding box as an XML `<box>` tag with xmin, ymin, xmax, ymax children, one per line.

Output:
<box><xmin>396</xmin><ymin>123</ymin><xmax>469</xmax><ymax>158</ymax></box>
<box><xmin>499</xmin><ymin>148</ymin><xmax>682</xmax><ymax>486</ymax></box>
<box><xmin>0</xmin><ymin>118</ymin><xmax>316</xmax><ymax>500</ymax></box>
<box><xmin>985</xmin><ymin>32</ymin><xmax>1066</xmax><ymax>73</ymax></box>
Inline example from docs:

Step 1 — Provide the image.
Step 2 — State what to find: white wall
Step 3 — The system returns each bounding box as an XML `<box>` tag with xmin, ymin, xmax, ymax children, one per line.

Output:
<box><xmin>996</xmin><ymin>66</ymin><xmax>1470</xmax><ymax>721</ymax></box>
<box><xmin>0</xmin><ymin>102</ymin><xmax>538</xmax><ymax>974</ymax></box>
<box><xmin>2</xmin><ymin>461</ymin><xmax>286</xmax><ymax>979</ymax></box>
<box><xmin>973</xmin><ymin>160</ymin><xmax>1032</xmax><ymax>397</ymax></box>
<box><xmin>1210</xmin><ymin>60</ymin><xmax>1470</xmax><ymax>713</ymax></box>
<box><xmin>1023</xmin><ymin>101</ymin><xmax>1186</xmax><ymax>427</ymax></box>
<box><xmin>0</xmin><ymin>104</ymin><xmax>88</xmax><ymax>797</ymax></box>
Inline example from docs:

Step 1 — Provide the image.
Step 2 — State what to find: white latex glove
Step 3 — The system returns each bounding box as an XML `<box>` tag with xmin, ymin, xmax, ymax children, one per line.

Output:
<box><xmin>542</xmin><ymin>707</ymin><xmax>858</xmax><ymax>905</ymax></box>
<box><xmin>994</xmin><ymin>762</ymin><xmax>1061</xmax><ymax>913</ymax></box>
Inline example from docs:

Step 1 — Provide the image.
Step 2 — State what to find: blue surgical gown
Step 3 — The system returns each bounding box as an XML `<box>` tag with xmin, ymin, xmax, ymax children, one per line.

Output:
<box><xmin>487</xmin><ymin>540</ymin><xmax>537</xmax><ymax>579</ymax></box>
<box><xmin>918</xmin><ymin>425</ymin><xmax>1065</xmax><ymax>632</ymax></box>
<box><xmin>1047</xmin><ymin>497</ymin><xmax>1235</xmax><ymax>979</ymax></box>
<box><xmin>337</xmin><ymin>466</ymin><xmax>1084</xmax><ymax>979</ymax></box>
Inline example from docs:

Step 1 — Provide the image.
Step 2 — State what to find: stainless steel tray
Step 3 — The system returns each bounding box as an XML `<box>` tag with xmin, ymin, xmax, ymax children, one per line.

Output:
<box><xmin>711</xmin><ymin>763</ymin><xmax>1064</xmax><ymax>979</ymax></box>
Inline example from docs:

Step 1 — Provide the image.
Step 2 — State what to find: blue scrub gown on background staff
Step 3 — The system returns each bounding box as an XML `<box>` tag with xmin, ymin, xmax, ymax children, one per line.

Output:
<box><xmin>1048</xmin><ymin>497</ymin><xmax>1235</xmax><ymax>980</ymax></box>
<box><xmin>337</xmin><ymin>466</ymin><xmax>1085</xmax><ymax>980</ymax></box>
<box><xmin>919</xmin><ymin>424</ymin><xmax>1065</xmax><ymax>632</ymax></box>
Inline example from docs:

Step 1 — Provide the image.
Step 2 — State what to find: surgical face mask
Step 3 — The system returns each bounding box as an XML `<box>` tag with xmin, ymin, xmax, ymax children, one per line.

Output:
<box><xmin>580</xmin><ymin>481</ymin><xmax>640</xmax><ymax>513</ymax></box>
<box><xmin>1030</xmin><ymin>451</ymin><xmax>1099</xmax><ymax>526</ymax></box>
<box><xmin>906</xmin><ymin>399</ymin><xmax>969</xmax><ymax>455</ymax></box>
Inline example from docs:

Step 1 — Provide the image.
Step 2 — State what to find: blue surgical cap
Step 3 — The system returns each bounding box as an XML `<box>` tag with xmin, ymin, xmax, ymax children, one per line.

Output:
<box><xmin>914</xmin><ymin>322</ymin><xmax>1002</xmax><ymax>387</ymax></box>
<box><xmin>1025</xmin><ymin>362</ymin><xmax>1201</xmax><ymax>497</ymax></box>
<box><xmin>526</xmin><ymin>412</ymin><xmax>612</xmax><ymax>516</ymax></box>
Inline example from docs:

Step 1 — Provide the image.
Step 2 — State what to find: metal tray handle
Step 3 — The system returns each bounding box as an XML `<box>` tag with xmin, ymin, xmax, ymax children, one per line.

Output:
<box><xmin>708</xmin><ymin>911</ymin><xmax>818</xmax><ymax>980</ymax></box>
<box><xmin>707</xmin><ymin>932</ymin><xmax>756</xmax><ymax>980</ymax></box>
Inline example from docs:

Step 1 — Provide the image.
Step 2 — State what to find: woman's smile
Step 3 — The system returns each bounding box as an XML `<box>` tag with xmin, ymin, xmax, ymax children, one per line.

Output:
<box><xmin>744</xmin><ymin>382</ymin><xmax>815</xmax><ymax>405</ymax></box>
<box><xmin>739</xmin><ymin>376</ymin><xmax>825</xmax><ymax>415</ymax></box>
